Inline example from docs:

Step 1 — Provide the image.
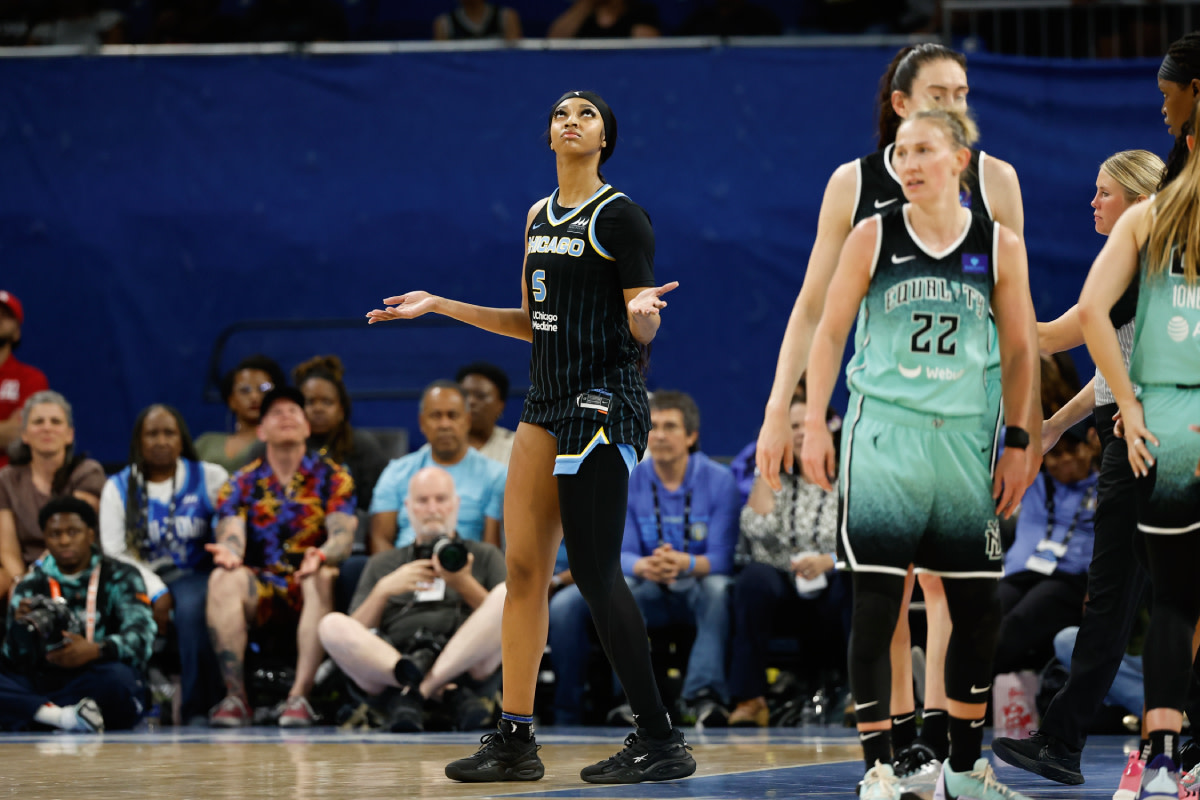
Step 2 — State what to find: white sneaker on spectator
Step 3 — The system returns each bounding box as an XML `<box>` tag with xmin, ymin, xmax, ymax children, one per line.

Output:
<box><xmin>61</xmin><ymin>698</ymin><xmax>104</xmax><ymax>733</ymax></box>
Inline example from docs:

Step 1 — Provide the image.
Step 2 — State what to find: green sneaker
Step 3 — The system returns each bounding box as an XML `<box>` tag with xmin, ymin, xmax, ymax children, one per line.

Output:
<box><xmin>935</xmin><ymin>758</ymin><xmax>1031</xmax><ymax>800</ymax></box>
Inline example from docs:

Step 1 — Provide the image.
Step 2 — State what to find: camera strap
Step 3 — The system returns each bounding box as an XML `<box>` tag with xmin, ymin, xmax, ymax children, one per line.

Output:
<box><xmin>46</xmin><ymin>567</ymin><xmax>101</xmax><ymax>642</ymax></box>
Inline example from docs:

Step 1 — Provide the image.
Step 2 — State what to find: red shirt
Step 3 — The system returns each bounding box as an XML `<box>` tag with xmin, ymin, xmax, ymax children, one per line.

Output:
<box><xmin>0</xmin><ymin>355</ymin><xmax>49</xmax><ymax>468</ymax></box>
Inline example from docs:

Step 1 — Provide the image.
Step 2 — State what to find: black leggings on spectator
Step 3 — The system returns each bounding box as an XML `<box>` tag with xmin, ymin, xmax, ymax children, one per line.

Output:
<box><xmin>558</xmin><ymin>445</ymin><xmax>671</xmax><ymax>735</ymax></box>
<box><xmin>1040</xmin><ymin>405</ymin><xmax>1147</xmax><ymax>751</ymax></box>
<box><xmin>1142</xmin><ymin>530</ymin><xmax>1200</xmax><ymax>712</ymax></box>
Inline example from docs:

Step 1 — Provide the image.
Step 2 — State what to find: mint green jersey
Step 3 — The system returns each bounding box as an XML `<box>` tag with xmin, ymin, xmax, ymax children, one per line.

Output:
<box><xmin>847</xmin><ymin>206</ymin><xmax>997</xmax><ymax>418</ymax></box>
<box><xmin>1130</xmin><ymin>247</ymin><xmax>1200</xmax><ymax>387</ymax></box>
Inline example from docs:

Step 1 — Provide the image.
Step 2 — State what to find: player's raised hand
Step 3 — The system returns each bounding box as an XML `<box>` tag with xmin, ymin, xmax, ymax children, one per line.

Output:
<box><xmin>366</xmin><ymin>291</ymin><xmax>440</xmax><ymax>324</ymax></box>
<box><xmin>628</xmin><ymin>281</ymin><xmax>679</xmax><ymax>316</ymax></box>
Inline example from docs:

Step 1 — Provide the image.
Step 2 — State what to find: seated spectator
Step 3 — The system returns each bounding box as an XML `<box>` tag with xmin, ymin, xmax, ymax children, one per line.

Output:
<box><xmin>677</xmin><ymin>0</ymin><xmax>782</xmax><ymax>36</ymax></box>
<box><xmin>433</xmin><ymin>0</ymin><xmax>521</xmax><ymax>40</ymax></box>
<box><xmin>727</xmin><ymin>374</ymin><xmax>840</xmax><ymax>504</ymax></box>
<box><xmin>318</xmin><ymin>466</ymin><xmax>506</xmax><ymax>731</ymax></box>
<box><xmin>194</xmin><ymin>354</ymin><xmax>287</xmax><ymax>474</ymax></box>
<box><xmin>0</xmin><ymin>391</ymin><xmax>105</xmax><ymax>597</ymax></box>
<box><xmin>206</xmin><ymin>386</ymin><xmax>357</xmax><ymax>727</ymax></box>
<box><xmin>0</xmin><ymin>497</ymin><xmax>155</xmax><ymax>731</ymax></box>
<box><xmin>98</xmin><ymin>404</ymin><xmax>228</xmax><ymax>723</ymax></box>
<box><xmin>552</xmin><ymin>390</ymin><xmax>738</xmax><ymax>727</ymax></box>
<box><xmin>727</xmin><ymin>393</ymin><xmax>847</xmax><ymax>727</ymax></box>
<box><xmin>456</xmin><ymin>361</ymin><xmax>515</xmax><ymax>467</ymax></box>
<box><xmin>993</xmin><ymin>419</ymin><xmax>1099</xmax><ymax>675</ymax></box>
<box><xmin>547</xmin><ymin>0</ymin><xmax>659</xmax><ymax>38</ymax></box>
<box><xmin>369</xmin><ymin>381</ymin><xmax>505</xmax><ymax>551</ymax></box>
<box><xmin>25</xmin><ymin>0</ymin><xmax>125</xmax><ymax>45</ymax></box>
<box><xmin>241</xmin><ymin>0</ymin><xmax>348</xmax><ymax>42</ymax></box>
<box><xmin>0</xmin><ymin>291</ymin><xmax>49</xmax><ymax>470</ymax></box>
<box><xmin>293</xmin><ymin>355</ymin><xmax>387</xmax><ymax>512</ymax></box>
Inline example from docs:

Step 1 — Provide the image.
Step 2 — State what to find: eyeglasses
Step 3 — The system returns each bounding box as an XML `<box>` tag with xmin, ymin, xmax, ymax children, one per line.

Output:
<box><xmin>234</xmin><ymin>382</ymin><xmax>274</xmax><ymax>397</ymax></box>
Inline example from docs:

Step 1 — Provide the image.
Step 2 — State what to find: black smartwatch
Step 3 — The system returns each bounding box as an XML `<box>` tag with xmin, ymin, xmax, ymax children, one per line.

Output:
<box><xmin>1003</xmin><ymin>426</ymin><xmax>1030</xmax><ymax>450</ymax></box>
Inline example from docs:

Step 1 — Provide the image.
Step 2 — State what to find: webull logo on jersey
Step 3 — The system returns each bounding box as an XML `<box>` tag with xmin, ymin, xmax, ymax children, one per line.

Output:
<box><xmin>528</xmin><ymin>235</ymin><xmax>586</xmax><ymax>257</ymax></box>
<box><xmin>898</xmin><ymin>364</ymin><xmax>966</xmax><ymax>381</ymax></box>
<box><xmin>883</xmin><ymin>277</ymin><xmax>988</xmax><ymax>319</ymax></box>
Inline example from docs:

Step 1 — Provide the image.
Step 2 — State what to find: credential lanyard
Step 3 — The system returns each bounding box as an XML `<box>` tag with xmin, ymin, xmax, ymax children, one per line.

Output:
<box><xmin>651</xmin><ymin>483</ymin><xmax>691</xmax><ymax>553</ymax></box>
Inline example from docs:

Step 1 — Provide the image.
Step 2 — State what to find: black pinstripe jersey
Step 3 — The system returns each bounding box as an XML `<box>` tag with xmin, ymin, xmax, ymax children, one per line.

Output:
<box><xmin>854</xmin><ymin>145</ymin><xmax>991</xmax><ymax>227</ymax></box>
<box><xmin>520</xmin><ymin>184</ymin><xmax>656</xmax><ymax>449</ymax></box>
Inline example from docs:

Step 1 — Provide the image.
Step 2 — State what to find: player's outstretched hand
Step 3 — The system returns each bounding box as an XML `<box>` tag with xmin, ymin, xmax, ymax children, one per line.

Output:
<box><xmin>366</xmin><ymin>292</ymin><xmax>439</xmax><ymax>324</ymax></box>
<box><xmin>628</xmin><ymin>282</ymin><xmax>679</xmax><ymax>316</ymax></box>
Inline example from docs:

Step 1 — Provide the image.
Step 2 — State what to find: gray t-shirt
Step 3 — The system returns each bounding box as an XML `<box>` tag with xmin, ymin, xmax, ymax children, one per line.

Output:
<box><xmin>349</xmin><ymin>537</ymin><xmax>506</xmax><ymax>648</ymax></box>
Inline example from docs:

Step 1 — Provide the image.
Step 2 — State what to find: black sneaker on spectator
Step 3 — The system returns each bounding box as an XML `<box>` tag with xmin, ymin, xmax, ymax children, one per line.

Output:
<box><xmin>991</xmin><ymin>730</ymin><xmax>1084</xmax><ymax>785</ymax></box>
<box><xmin>384</xmin><ymin>686</ymin><xmax>424</xmax><ymax>733</ymax></box>
<box><xmin>606</xmin><ymin>703</ymin><xmax>637</xmax><ymax>727</ymax></box>
<box><xmin>446</xmin><ymin>686</ymin><xmax>496</xmax><ymax>731</ymax></box>
<box><xmin>689</xmin><ymin>691</ymin><xmax>729</xmax><ymax>728</ymax></box>
<box><xmin>444</xmin><ymin>730</ymin><xmax>544</xmax><ymax>782</ymax></box>
<box><xmin>580</xmin><ymin>728</ymin><xmax>696</xmax><ymax>784</ymax></box>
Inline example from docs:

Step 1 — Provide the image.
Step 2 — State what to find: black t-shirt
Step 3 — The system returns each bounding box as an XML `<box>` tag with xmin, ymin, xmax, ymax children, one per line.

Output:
<box><xmin>575</xmin><ymin>0</ymin><xmax>660</xmax><ymax>37</ymax></box>
<box><xmin>521</xmin><ymin>185</ymin><xmax>655</xmax><ymax>446</ymax></box>
<box><xmin>349</xmin><ymin>538</ymin><xmax>506</xmax><ymax>647</ymax></box>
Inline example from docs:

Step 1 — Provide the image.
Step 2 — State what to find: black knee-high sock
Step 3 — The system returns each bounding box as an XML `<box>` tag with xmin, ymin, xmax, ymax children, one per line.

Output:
<box><xmin>559</xmin><ymin>445</ymin><xmax>671</xmax><ymax>737</ymax></box>
<box><xmin>918</xmin><ymin>708</ymin><xmax>950</xmax><ymax>760</ymax></box>
<box><xmin>891</xmin><ymin>713</ymin><xmax>917</xmax><ymax>751</ymax></box>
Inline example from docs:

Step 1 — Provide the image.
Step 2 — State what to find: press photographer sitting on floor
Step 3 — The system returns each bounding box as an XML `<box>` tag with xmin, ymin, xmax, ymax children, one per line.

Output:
<box><xmin>318</xmin><ymin>466</ymin><xmax>506</xmax><ymax>731</ymax></box>
<box><xmin>0</xmin><ymin>496</ymin><xmax>155</xmax><ymax>731</ymax></box>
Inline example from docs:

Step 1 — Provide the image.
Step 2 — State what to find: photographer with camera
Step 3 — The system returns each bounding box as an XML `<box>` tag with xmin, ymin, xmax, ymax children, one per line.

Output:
<box><xmin>0</xmin><ymin>496</ymin><xmax>155</xmax><ymax>732</ymax></box>
<box><xmin>319</xmin><ymin>466</ymin><xmax>506</xmax><ymax>732</ymax></box>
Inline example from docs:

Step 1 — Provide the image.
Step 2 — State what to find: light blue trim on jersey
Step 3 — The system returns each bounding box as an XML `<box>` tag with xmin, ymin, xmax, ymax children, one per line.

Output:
<box><xmin>552</xmin><ymin>427</ymin><xmax>637</xmax><ymax>475</ymax></box>
<box><xmin>546</xmin><ymin>184</ymin><xmax>612</xmax><ymax>227</ymax></box>
<box><xmin>587</xmin><ymin>192</ymin><xmax>628</xmax><ymax>261</ymax></box>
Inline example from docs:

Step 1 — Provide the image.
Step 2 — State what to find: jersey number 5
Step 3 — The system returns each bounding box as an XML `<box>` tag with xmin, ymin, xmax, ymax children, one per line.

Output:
<box><xmin>532</xmin><ymin>269</ymin><xmax>547</xmax><ymax>303</ymax></box>
<box><xmin>911</xmin><ymin>312</ymin><xmax>959</xmax><ymax>356</ymax></box>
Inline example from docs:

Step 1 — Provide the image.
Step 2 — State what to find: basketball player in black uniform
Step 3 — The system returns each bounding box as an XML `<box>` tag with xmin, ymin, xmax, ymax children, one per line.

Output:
<box><xmin>367</xmin><ymin>90</ymin><xmax>695</xmax><ymax>785</ymax></box>
<box><xmin>755</xmin><ymin>43</ymin><xmax>1037</xmax><ymax>788</ymax></box>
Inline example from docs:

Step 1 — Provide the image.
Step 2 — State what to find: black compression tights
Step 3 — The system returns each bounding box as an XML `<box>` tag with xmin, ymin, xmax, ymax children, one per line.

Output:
<box><xmin>557</xmin><ymin>445</ymin><xmax>670</xmax><ymax>732</ymax></box>
<box><xmin>1143</xmin><ymin>532</ymin><xmax>1200</xmax><ymax>712</ymax></box>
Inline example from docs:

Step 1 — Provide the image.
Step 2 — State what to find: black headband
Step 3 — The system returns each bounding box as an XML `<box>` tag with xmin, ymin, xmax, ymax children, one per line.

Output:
<box><xmin>1159</xmin><ymin>54</ymin><xmax>1197</xmax><ymax>85</ymax></box>
<box><xmin>548</xmin><ymin>90</ymin><xmax>617</xmax><ymax>164</ymax></box>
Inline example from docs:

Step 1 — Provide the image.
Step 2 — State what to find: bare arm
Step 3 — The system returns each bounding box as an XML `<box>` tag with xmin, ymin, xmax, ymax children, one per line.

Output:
<box><xmin>546</xmin><ymin>0</ymin><xmax>594</xmax><ymax>38</ymax></box>
<box><xmin>0</xmin><ymin>409</ymin><xmax>20</xmax><ymax>450</ymax></box>
<box><xmin>992</xmin><ymin>225</ymin><xmax>1039</xmax><ymax>516</ymax></box>
<box><xmin>482</xmin><ymin>517</ymin><xmax>501</xmax><ymax>549</ymax></box>
<box><xmin>366</xmin><ymin>201</ymin><xmax>543</xmax><ymax>342</ymax></box>
<box><xmin>320</xmin><ymin>511</ymin><xmax>357</xmax><ymax>564</ymax></box>
<box><xmin>502</xmin><ymin>7</ymin><xmax>522</xmax><ymax>40</ymax></box>
<box><xmin>630</xmin><ymin>22</ymin><xmax>660</xmax><ymax>37</ymax></box>
<box><xmin>800</xmin><ymin>218</ymin><xmax>878</xmax><ymax>492</ymax></box>
<box><xmin>1039</xmin><ymin>305</ymin><xmax>1083</xmax><ymax>355</ymax></box>
<box><xmin>432</xmin><ymin>14</ymin><xmax>449</xmax><ymax>40</ymax></box>
<box><xmin>757</xmin><ymin>161</ymin><xmax>857</xmax><ymax>490</ymax></box>
<box><xmin>985</xmin><ymin>155</ymin><xmax>1042</xmax><ymax>469</ymax></box>
<box><xmin>73</xmin><ymin>490</ymin><xmax>100</xmax><ymax>512</ymax></box>
<box><xmin>0</xmin><ymin>509</ymin><xmax>24</xmax><ymax>583</ymax></box>
<box><xmin>369</xmin><ymin>511</ymin><xmax>398</xmax><ymax>554</ymax></box>
<box><xmin>1079</xmin><ymin>204</ymin><xmax>1156</xmax><ymax>476</ymax></box>
<box><xmin>744</xmin><ymin>475</ymin><xmax>778</xmax><ymax>516</ymax></box>
<box><xmin>1043</xmin><ymin>377</ymin><xmax>1098</xmax><ymax>453</ymax></box>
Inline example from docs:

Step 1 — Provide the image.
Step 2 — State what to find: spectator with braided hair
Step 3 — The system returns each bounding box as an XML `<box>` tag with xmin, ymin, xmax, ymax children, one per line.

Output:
<box><xmin>293</xmin><ymin>355</ymin><xmax>386</xmax><ymax>512</ymax></box>
<box><xmin>99</xmin><ymin>403</ymin><xmax>228</xmax><ymax>723</ymax></box>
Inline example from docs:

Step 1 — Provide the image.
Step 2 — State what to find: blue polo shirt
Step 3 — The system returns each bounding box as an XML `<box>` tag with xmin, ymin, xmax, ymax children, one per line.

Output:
<box><xmin>621</xmin><ymin>452</ymin><xmax>740</xmax><ymax>577</ymax></box>
<box><xmin>369</xmin><ymin>444</ymin><xmax>506</xmax><ymax>547</ymax></box>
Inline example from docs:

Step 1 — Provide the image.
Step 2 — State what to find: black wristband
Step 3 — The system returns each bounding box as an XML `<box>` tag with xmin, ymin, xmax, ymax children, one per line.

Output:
<box><xmin>1004</xmin><ymin>426</ymin><xmax>1030</xmax><ymax>450</ymax></box>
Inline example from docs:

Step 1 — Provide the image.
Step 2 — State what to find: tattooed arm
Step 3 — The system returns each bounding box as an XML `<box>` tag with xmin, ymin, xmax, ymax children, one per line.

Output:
<box><xmin>205</xmin><ymin>516</ymin><xmax>246</xmax><ymax>570</ymax></box>
<box><xmin>321</xmin><ymin>512</ymin><xmax>357</xmax><ymax>564</ymax></box>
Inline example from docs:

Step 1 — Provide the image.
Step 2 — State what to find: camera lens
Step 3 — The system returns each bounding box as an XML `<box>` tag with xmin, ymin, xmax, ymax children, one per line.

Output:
<box><xmin>432</xmin><ymin>537</ymin><xmax>469</xmax><ymax>572</ymax></box>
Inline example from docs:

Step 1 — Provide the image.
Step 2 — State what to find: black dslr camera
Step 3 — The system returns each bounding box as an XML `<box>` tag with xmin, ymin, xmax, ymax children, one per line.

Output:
<box><xmin>9</xmin><ymin>596</ymin><xmax>79</xmax><ymax>668</ymax></box>
<box><xmin>413</xmin><ymin>535</ymin><xmax>469</xmax><ymax>573</ymax></box>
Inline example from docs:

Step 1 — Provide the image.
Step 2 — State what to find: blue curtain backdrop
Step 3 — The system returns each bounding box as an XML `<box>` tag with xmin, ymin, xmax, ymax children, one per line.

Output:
<box><xmin>0</xmin><ymin>48</ymin><xmax>1166</xmax><ymax>462</ymax></box>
